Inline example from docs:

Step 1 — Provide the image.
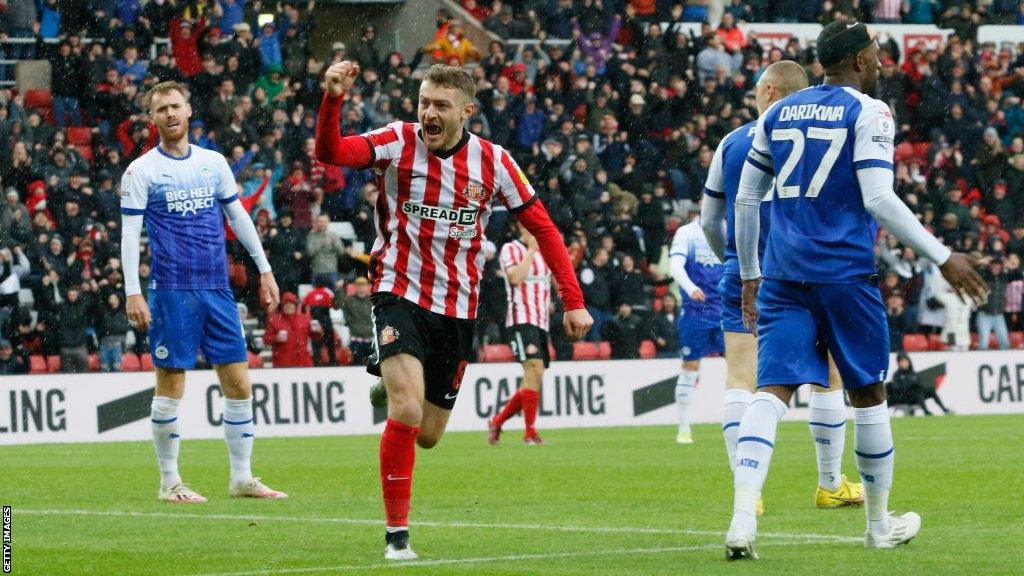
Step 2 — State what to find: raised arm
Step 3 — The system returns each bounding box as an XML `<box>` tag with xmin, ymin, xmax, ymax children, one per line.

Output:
<box><xmin>315</xmin><ymin>61</ymin><xmax>374</xmax><ymax>168</ymax></box>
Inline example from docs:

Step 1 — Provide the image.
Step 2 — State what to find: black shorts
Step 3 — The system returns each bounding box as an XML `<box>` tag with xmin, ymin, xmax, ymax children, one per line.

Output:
<box><xmin>509</xmin><ymin>323</ymin><xmax>550</xmax><ymax>368</ymax></box>
<box><xmin>367</xmin><ymin>293</ymin><xmax>475</xmax><ymax>410</ymax></box>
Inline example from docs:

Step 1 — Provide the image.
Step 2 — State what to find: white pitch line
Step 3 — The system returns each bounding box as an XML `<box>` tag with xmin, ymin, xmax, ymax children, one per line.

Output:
<box><xmin>181</xmin><ymin>544</ymin><xmax>723</xmax><ymax>576</ymax></box>
<box><xmin>18</xmin><ymin>508</ymin><xmax>862</xmax><ymax>543</ymax></box>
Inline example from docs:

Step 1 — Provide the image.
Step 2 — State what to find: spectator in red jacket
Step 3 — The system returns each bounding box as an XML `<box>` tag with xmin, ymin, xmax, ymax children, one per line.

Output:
<box><xmin>170</xmin><ymin>17</ymin><xmax>206</xmax><ymax>77</ymax></box>
<box><xmin>264</xmin><ymin>292</ymin><xmax>313</xmax><ymax>367</ymax></box>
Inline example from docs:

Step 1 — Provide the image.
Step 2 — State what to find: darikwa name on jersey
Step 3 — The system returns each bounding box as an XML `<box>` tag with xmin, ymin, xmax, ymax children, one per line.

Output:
<box><xmin>778</xmin><ymin>104</ymin><xmax>845</xmax><ymax>122</ymax></box>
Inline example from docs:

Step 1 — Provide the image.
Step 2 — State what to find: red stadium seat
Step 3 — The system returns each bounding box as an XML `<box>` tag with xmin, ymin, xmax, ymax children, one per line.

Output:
<box><xmin>121</xmin><ymin>353</ymin><xmax>141</xmax><ymax>371</ymax></box>
<box><xmin>597</xmin><ymin>341</ymin><xmax>612</xmax><ymax>360</ymax></box>
<box><xmin>67</xmin><ymin>126</ymin><xmax>92</xmax><ymax>146</ymax></box>
<box><xmin>25</xmin><ymin>89</ymin><xmax>53</xmax><ymax>110</ymax></box>
<box><xmin>902</xmin><ymin>334</ymin><xmax>929</xmax><ymax>352</ymax></box>
<box><xmin>927</xmin><ymin>334</ymin><xmax>948</xmax><ymax>351</ymax></box>
<box><xmin>639</xmin><ymin>340</ymin><xmax>657</xmax><ymax>359</ymax></box>
<box><xmin>88</xmin><ymin>354</ymin><xmax>100</xmax><ymax>371</ymax></box>
<box><xmin>247</xmin><ymin>351</ymin><xmax>263</xmax><ymax>368</ymax></box>
<box><xmin>140</xmin><ymin>353</ymin><xmax>154</xmax><ymax>371</ymax></box>
<box><xmin>572</xmin><ymin>342</ymin><xmax>600</xmax><ymax>361</ymax></box>
<box><xmin>46</xmin><ymin>355</ymin><xmax>61</xmax><ymax>372</ymax></box>
<box><xmin>1010</xmin><ymin>332</ymin><xmax>1024</xmax><ymax>349</ymax></box>
<box><xmin>30</xmin><ymin>355</ymin><xmax>48</xmax><ymax>374</ymax></box>
<box><xmin>479</xmin><ymin>344</ymin><xmax>514</xmax><ymax>363</ymax></box>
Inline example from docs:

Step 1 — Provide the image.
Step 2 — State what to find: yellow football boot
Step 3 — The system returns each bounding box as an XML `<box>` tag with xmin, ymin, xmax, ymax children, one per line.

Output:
<box><xmin>815</xmin><ymin>474</ymin><xmax>865</xmax><ymax>508</ymax></box>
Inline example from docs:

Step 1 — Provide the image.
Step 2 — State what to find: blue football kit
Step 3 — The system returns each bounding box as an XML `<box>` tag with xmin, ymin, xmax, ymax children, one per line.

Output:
<box><xmin>670</xmin><ymin>221</ymin><xmax>725</xmax><ymax>361</ymax></box>
<box><xmin>121</xmin><ymin>144</ymin><xmax>248</xmax><ymax>368</ymax></box>
<box><xmin>742</xmin><ymin>85</ymin><xmax>896</xmax><ymax>388</ymax></box>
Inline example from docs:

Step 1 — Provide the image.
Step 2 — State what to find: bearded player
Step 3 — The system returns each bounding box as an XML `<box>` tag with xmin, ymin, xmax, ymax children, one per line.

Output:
<box><xmin>701</xmin><ymin>61</ymin><xmax>864</xmax><ymax>515</ymax></box>
<box><xmin>316</xmin><ymin>61</ymin><xmax>592</xmax><ymax>560</ymax></box>
<box><xmin>121</xmin><ymin>81</ymin><xmax>287</xmax><ymax>503</ymax></box>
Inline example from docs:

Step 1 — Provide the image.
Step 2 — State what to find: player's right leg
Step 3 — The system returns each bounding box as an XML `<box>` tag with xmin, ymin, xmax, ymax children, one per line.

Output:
<box><xmin>379</xmin><ymin>353</ymin><xmax>426</xmax><ymax>561</ymax></box>
<box><xmin>368</xmin><ymin>294</ymin><xmax>432</xmax><ymax>561</ymax></box>
<box><xmin>726</xmin><ymin>280</ymin><xmax>827</xmax><ymax>560</ymax></box>
<box><xmin>149</xmin><ymin>290</ymin><xmax>206</xmax><ymax>503</ymax></box>
<box><xmin>722</xmin><ymin>331</ymin><xmax>759</xmax><ymax>513</ymax></box>
<box><xmin>152</xmin><ymin>368</ymin><xmax>206</xmax><ymax>503</ymax></box>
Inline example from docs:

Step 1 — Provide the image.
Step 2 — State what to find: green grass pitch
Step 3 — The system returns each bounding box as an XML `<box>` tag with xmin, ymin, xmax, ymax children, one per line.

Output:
<box><xmin>2</xmin><ymin>414</ymin><xmax>1021</xmax><ymax>575</ymax></box>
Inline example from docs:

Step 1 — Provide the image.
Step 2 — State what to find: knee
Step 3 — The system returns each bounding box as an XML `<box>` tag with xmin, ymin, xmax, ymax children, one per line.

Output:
<box><xmin>849</xmin><ymin>383</ymin><xmax>886</xmax><ymax>408</ymax></box>
<box><xmin>416</xmin><ymin>433</ymin><xmax>441</xmax><ymax>449</ymax></box>
<box><xmin>387</xmin><ymin>390</ymin><xmax>423</xmax><ymax>426</ymax></box>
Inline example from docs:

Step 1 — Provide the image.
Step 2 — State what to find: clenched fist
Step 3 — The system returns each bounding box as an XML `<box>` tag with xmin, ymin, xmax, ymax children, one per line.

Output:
<box><xmin>324</xmin><ymin>60</ymin><xmax>360</xmax><ymax>98</ymax></box>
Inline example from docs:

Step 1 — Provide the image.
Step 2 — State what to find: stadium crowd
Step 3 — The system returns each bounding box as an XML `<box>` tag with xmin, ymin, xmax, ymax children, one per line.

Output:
<box><xmin>0</xmin><ymin>0</ymin><xmax>1023</xmax><ymax>374</ymax></box>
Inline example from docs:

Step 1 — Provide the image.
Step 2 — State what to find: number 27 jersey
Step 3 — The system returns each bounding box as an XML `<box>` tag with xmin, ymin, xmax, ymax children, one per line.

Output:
<box><xmin>748</xmin><ymin>85</ymin><xmax>895</xmax><ymax>283</ymax></box>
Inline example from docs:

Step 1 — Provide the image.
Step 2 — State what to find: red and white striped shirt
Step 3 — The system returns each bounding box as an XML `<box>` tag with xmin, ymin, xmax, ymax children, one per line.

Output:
<box><xmin>500</xmin><ymin>240</ymin><xmax>552</xmax><ymax>331</ymax></box>
<box><xmin>363</xmin><ymin>121</ymin><xmax>536</xmax><ymax>319</ymax></box>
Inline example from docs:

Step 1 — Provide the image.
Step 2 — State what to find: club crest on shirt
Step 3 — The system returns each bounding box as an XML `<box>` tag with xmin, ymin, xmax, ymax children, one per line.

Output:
<box><xmin>155</xmin><ymin>346</ymin><xmax>169</xmax><ymax>360</ymax></box>
<box><xmin>379</xmin><ymin>325</ymin><xmax>400</xmax><ymax>346</ymax></box>
<box><xmin>462</xmin><ymin>183</ymin><xmax>485</xmax><ymax>202</ymax></box>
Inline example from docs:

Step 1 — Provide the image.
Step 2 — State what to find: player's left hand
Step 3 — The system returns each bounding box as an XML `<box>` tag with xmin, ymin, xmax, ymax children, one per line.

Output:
<box><xmin>563</xmin><ymin>308</ymin><xmax>594</xmax><ymax>342</ymax></box>
<box><xmin>689</xmin><ymin>288</ymin><xmax>706</xmax><ymax>302</ymax></box>
<box><xmin>741</xmin><ymin>278</ymin><xmax>761</xmax><ymax>335</ymax></box>
<box><xmin>260</xmin><ymin>272</ymin><xmax>281</xmax><ymax>312</ymax></box>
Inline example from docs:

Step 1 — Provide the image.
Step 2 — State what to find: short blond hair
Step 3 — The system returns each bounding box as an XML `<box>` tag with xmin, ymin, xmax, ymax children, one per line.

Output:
<box><xmin>760</xmin><ymin>60</ymin><xmax>809</xmax><ymax>98</ymax></box>
<box><xmin>422</xmin><ymin>64</ymin><xmax>476</xmax><ymax>102</ymax></box>
<box><xmin>145</xmin><ymin>81</ymin><xmax>190</xmax><ymax>111</ymax></box>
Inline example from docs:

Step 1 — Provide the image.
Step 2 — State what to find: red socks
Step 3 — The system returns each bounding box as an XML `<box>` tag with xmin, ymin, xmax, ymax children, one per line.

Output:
<box><xmin>521</xmin><ymin>389</ymin><xmax>539</xmax><ymax>437</ymax></box>
<box><xmin>493</xmin><ymin>390</ymin><xmax>523</xmax><ymax>427</ymax></box>
<box><xmin>380</xmin><ymin>418</ymin><xmax>419</xmax><ymax>528</ymax></box>
<box><xmin>494</xmin><ymin>388</ymin><xmax>541</xmax><ymax>436</ymax></box>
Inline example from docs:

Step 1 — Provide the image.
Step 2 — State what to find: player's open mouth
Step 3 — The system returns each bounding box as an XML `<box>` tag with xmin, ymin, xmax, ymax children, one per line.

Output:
<box><xmin>424</xmin><ymin>124</ymin><xmax>443</xmax><ymax>137</ymax></box>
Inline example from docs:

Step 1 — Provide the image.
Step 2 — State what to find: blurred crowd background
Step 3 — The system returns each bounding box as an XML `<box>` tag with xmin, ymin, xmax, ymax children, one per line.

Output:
<box><xmin>0</xmin><ymin>0</ymin><xmax>1023</xmax><ymax>374</ymax></box>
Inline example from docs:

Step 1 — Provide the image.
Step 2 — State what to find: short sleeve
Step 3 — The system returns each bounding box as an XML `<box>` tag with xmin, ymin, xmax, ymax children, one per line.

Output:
<box><xmin>215</xmin><ymin>154</ymin><xmax>240</xmax><ymax>204</ymax></box>
<box><xmin>361</xmin><ymin>121</ymin><xmax>405</xmax><ymax>163</ymax></box>
<box><xmin>495</xmin><ymin>147</ymin><xmax>536</xmax><ymax>211</ymax></box>
<box><xmin>669</xmin><ymin>224</ymin><xmax>692</xmax><ymax>257</ymax></box>
<box><xmin>745</xmin><ymin>115</ymin><xmax>774</xmax><ymax>175</ymax></box>
<box><xmin>120</xmin><ymin>163</ymin><xmax>148</xmax><ymax>215</ymax></box>
<box><xmin>704</xmin><ymin>137</ymin><xmax>726</xmax><ymax>198</ymax></box>
<box><xmin>852</xmin><ymin>99</ymin><xmax>896</xmax><ymax>171</ymax></box>
<box><xmin>500</xmin><ymin>243</ymin><xmax>522</xmax><ymax>270</ymax></box>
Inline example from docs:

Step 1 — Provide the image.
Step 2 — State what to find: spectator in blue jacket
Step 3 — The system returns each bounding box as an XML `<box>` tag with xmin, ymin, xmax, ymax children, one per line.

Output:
<box><xmin>258</xmin><ymin>22</ymin><xmax>283</xmax><ymax>70</ymax></box>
